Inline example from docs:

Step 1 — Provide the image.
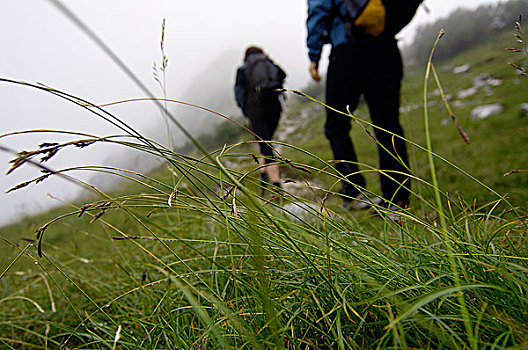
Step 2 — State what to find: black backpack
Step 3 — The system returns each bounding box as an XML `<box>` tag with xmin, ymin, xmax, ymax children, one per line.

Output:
<box><xmin>343</xmin><ymin>0</ymin><xmax>423</xmax><ymax>38</ymax></box>
<box><xmin>244</xmin><ymin>53</ymin><xmax>286</xmax><ymax>92</ymax></box>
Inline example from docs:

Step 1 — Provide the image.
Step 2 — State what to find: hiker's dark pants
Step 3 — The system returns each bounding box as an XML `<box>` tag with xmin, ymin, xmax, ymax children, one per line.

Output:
<box><xmin>245</xmin><ymin>90</ymin><xmax>282</xmax><ymax>163</ymax></box>
<box><xmin>325</xmin><ymin>39</ymin><xmax>410</xmax><ymax>204</ymax></box>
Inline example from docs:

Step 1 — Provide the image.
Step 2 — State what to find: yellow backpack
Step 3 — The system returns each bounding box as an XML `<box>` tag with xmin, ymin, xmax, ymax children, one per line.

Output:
<box><xmin>343</xmin><ymin>0</ymin><xmax>422</xmax><ymax>38</ymax></box>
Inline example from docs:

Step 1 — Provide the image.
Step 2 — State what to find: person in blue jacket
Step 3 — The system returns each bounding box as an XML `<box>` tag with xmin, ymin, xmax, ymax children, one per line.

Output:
<box><xmin>306</xmin><ymin>0</ymin><xmax>411</xmax><ymax>211</ymax></box>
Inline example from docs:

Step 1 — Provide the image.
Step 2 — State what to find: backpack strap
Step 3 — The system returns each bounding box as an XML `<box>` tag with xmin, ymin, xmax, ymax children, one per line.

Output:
<box><xmin>341</xmin><ymin>0</ymin><xmax>376</xmax><ymax>39</ymax></box>
<box><xmin>343</xmin><ymin>0</ymin><xmax>366</xmax><ymax>19</ymax></box>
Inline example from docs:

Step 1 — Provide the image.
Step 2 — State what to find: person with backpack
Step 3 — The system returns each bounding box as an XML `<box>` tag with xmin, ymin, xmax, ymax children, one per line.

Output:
<box><xmin>306</xmin><ymin>0</ymin><xmax>422</xmax><ymax>214</ymax></box>
<box><xmin>235</xmin><ymin>46</ymin><xmax>287</xmax><ymax>194</ymax></box>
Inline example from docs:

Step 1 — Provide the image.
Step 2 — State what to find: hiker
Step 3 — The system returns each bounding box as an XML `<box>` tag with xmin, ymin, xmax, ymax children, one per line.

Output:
<box><xmin>234</xmin><ymin>46</ymin><xmax>286</xmax><ymax>193</ymax></box>
<box><xmin>306</xmin><ymin>0</ymin><xmax>421</xmax><ymax>211</ymax></box>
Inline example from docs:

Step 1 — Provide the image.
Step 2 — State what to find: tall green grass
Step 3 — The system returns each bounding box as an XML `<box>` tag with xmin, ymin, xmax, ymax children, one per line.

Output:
<box><xmin>1</xmin><ymin>4</ymin><xmax>528</xmax><ymax>349</ymax></box>
<box><xmin>1</xmin><ymin>72</ymin><xmax>528</xmax><ymax>349</ymax></box>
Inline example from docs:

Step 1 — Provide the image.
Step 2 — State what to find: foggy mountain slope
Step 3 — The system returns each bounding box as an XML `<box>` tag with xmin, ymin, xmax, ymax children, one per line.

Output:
<box><xmin>158</xmin><ymin>49</ymin><xmax>242</xmax><ymax>145</ymax></box>
<box><xmin>87</xmin><ymin>50</ymin><xmax>243</xmax><ymax>193</ymax></box>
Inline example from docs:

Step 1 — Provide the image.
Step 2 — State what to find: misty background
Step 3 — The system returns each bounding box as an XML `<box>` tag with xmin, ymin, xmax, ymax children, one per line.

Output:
<box><xmin>0</xmin><ymin>0</ymin><xmax>499</xmax><ymax>226</ymax></box>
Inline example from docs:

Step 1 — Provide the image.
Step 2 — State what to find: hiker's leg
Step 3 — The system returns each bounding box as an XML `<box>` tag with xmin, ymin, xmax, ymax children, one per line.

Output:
<box><xmin>246</xmin><ymin>96</ymin><xmax>273</xmax><ymax>190</ymax></box>
<box><xmin>325</xmin><ymin>45</ymin><xmax>366</xmax><ymax>194</ymax></box>
<box><xmin>258</xmin><ymin>158</ymin><xmax>280</xmax><ymax>184</ymax></box>
<box><xmin>263</xmin><ymin>91</ymin><xmax>282</xmax><ymax>140</ymax></box>
<box><xmin>246</xmin><ymin>95</ymin><xmax>273</xmax><ymax>159</ymax></box>
<box><xmin>247</xmin><ymin>100</ymin><xmax>281</xmax><ymax>190</ymax></box>
<box><xmin>360</xmin><ymin>39</ymin><xmax>409</xmax><ymax>206</ymax></box>
<box><xmin>259</xmin><ymin>91</ymin><xmax>282</xmax><ymax>186</ymax></box>
<box><xmin>364</xmin><ymin>79</ymin><xmax>410</xmax><ymax>206</ymax></box>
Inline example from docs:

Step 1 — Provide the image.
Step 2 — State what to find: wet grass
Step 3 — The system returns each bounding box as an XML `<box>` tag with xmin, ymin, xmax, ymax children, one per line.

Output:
<box><xmin>1</xmin><ymin>16</ymin><xmax>528</xmax><ymax>350</ymax></box>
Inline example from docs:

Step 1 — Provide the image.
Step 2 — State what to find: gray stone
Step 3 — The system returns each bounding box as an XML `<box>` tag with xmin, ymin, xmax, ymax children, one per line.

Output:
<box><xmin>470</xmin><ymin>104</ymin><xmax>504</xmax><ymax>120</ymax></box>
<box><xmin>282</xmin><ymin>201</ymin><xmax>325</xmax><ymax>221</ymax></box>
<box><xmin>457</xmin><ymin>87</ymin><xmax>478</xmax><ymax>99</ymax></box>
<box><xmin>400</xmin><ymin>103</ymin><xmax>421</xmax><ymax>114</ymax></box>
<box><xmin>474</xmin><ymin>73</ymin><xmax>502</xmax><ymax>87</ymax></box>
<box><xmin>487</xmin><ymin>78</ymin><xmax>503</xmax><ymax>86</ymax></box>
<box><xmin>520</xmin><ymin>103</ymin><xmax>528</xmax><ymax>117</ymax></box>
<box><xmin>453</xmin><ymin>64</ymin><xmax>471</xmax><ymax>75</ymax></box>
<box><xmin>400</xmin><ymin>105</ymin><xmax>412</xmax><ymax>114</ymax></box>
<box><xmin>473</xmin><ymin>73</ymin><xmax>491</xmax><ymax>86</ymax></box>
<box><xmin>483</xmin><ymin>86</ymin><xmax>495</xmax><ymax>96</ymax></box>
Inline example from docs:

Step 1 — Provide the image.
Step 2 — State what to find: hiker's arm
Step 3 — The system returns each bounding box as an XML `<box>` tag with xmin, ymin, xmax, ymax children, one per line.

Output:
<box><xmin>307</xmin><ymin>0</ymin><xmax>331</xmax><ymax>82</ymax></box>
<box><xmin>306</xmin><ymin>0</ymin><xmax>332</xmax><ymax>64</ymax></box>
<box><xmin>234</xmin><ymin>67</ymin><xmax>246</xmax><ymax>112</ymax></box>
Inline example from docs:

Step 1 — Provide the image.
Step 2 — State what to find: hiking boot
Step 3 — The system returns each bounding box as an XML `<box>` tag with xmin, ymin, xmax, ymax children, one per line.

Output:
<box><xmin>338</xmin><ymin>184</ymin><xmax>359</xmax><ymax>199</ymax></box>
<box><xmin>268</xmin><ymin>181</ymin><xmax>283</xmax><ymax>194</ymax></box>
<box><xmin>262</xmin><ymin>181</ymin><xmax>287</xmax><ymax>205</ymax></box>
<box><xmin>260</xmin><ymin>174</ymin><xmax>284</xmax><ymax>198</ymax></box>
<box><xmin>259</xmin><ymin>173</ymin><xmax>270</xmax><ymax>196</ymax></box>
<box><xmin>343</xmin><ymin>193</ymin><xmax>382</xmax><ymax>210</ymax></box>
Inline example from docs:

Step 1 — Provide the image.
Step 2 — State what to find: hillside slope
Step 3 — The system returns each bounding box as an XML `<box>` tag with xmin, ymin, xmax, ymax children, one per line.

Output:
<box><xmin>1</xmin><ymin>27</ymin><xmax>528</xmax><ymax>349</ymax></box>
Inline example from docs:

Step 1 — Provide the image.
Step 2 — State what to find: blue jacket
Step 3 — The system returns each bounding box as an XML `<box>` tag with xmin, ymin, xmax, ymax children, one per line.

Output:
<box><xmin>306</xmin><ymin>0</ymin><xmax>380</xmax><ymax>64</ymax></box>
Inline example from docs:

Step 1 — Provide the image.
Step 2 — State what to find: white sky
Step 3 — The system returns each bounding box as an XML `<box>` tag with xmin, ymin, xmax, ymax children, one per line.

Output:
<box><xmin>0</xmin><ymin>0</ymin><xmax>503</xmax><ymax>225</ymax></box>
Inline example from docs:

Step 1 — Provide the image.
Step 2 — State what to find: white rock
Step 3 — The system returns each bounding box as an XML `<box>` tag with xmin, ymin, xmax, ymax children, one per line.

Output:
<box><xmin>400</xmin><ymin>106</ymin><xmax>412</xmax><ymax>113</ymax></box>
<box><xmin>520</xmin><ymin>103</ymin><xmax>528</xmax><ymax>117</ymax></box>
<box><xmin>453</xmin><ymin>64</ymin><xmax>471</xmax><ymax>75</ymax></box>
<box><xmin>473</xmin><ymin>73</ymin><xmax>491</xmax><ymax>86</ymax></box>
<box><xmin>282</xmin><ymin>201</ymin><xmax>325</xmax><ymax>221</ymax></box>
<box><xmin>483</xmin><ymin>86</ymin><xmax>495</xmax><ymax>96</ymax></box>
<box><xmin>487</xmin><ymin>78</ymin><xmax>502</xmax><ymax>86</ymax></box>
<box><xmin>470</xmin><ymin>104</ymin><xmax>504</xmax><ymax>120</ymax></box>
<box><xmin>474</xmin><ymin>73</ymin><xmax>502</xmax><ymax>87</ymax></box>
<box><xmin>457</xmin><ymin>87</ymin><xmax>478</xmax><ymax>99</ymax></box>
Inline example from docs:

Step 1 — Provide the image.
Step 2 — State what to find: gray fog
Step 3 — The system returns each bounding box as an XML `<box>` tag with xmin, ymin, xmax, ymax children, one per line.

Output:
<box><xmin>0</xmin><ymin>0</ymin><xmax>499</xmax><ymax>226</ymax></box>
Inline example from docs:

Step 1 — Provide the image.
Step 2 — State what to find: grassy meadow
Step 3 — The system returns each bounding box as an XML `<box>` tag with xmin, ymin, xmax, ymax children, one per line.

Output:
<box><xmin>1</xmin><ymin>27</ymin><xmax>528</xmax><ymax>350</ymax></box>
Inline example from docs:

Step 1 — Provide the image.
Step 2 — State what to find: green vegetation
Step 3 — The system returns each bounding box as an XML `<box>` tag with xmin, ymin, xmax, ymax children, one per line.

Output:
<box><xmin>1</xmin><ymin>9</ymin><xmax>528</xmax><ymax>350</ymax></box>
<box><xmin>405</xmin><ymin>0</ymin><xmax>528</xmax><ymax>64</ymax></box>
